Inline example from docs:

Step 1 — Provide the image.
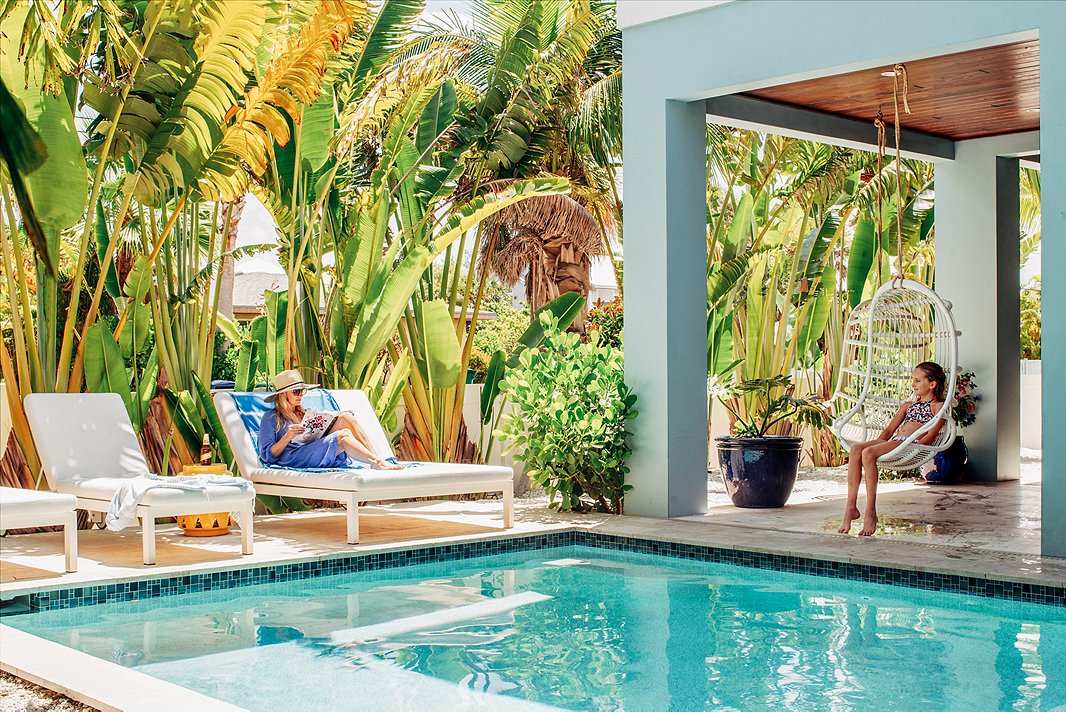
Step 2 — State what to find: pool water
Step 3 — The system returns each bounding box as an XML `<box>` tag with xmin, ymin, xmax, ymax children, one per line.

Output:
<box><xmin>7</xmin><ymin>545</ymin><xmax>1065</xmax><ymax>711</ymax></box>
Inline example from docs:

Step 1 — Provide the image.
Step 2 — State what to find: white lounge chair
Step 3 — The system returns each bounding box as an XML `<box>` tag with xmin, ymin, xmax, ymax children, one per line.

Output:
<box><xmin>0</xmin><ymin>487</ymin><xmax>78</xmax><ymax>572</ymax></box>
<box><xmin>214</xmin><ymin>389</ymin><xmax>515</xmax><ymax>544</ymax></box>
<box><xmin>24</xmin><ymin>393</ymin><xmax>255</xmax><ymax>565</ymax></box>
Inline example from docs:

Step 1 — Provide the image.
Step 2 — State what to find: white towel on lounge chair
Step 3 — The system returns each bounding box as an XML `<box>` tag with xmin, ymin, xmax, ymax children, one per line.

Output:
<box><xmin>106</xmin><ymin>474</ymin><xmax>255</xmax><ymax>531</ymax></box>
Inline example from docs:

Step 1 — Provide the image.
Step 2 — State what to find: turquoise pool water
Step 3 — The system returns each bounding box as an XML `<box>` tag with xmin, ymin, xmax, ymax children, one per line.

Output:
<box><xmin>7</xmin><ymin>545</ymin><xmax>1064</xmax><ymax>711</ymax></box>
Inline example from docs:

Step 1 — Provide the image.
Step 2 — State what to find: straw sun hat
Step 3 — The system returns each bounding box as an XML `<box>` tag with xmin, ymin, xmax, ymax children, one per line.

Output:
<box><xmin>265</xmin><ymin>369</ymin><xmax>319</xmax><ymax>403</ymax></box>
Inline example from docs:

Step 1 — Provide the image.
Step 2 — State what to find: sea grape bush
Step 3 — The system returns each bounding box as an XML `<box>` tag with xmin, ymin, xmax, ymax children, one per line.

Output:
<box><xmin>497</xmin><ymin>313</ymin><xmax>637</xmax><ymax>513</ymax></box>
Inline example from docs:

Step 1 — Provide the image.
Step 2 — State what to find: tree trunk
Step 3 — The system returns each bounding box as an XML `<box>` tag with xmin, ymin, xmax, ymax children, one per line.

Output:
<box><xmin>524</xmin><ymin>239</ymin><xmax>592</xmax><ymax>333</ymax></box>
<box><xmin>217</xmin><ymin>195</ymin><xmax>247</xmax><ymax>319</ymax></box>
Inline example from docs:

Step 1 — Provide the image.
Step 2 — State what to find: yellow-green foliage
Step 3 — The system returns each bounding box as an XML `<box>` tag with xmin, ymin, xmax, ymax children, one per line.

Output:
<box><xmin>497</xmin><ymin>314</ymin><xmax>637</xmax><ymax>514</ymax></box>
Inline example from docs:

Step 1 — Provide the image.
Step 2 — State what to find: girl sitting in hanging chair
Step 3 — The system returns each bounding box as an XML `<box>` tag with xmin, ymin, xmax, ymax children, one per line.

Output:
<box><xmin>839</xmin><ymin>361</ymin><xmax>948</xmax><ymax>536</ymax></box>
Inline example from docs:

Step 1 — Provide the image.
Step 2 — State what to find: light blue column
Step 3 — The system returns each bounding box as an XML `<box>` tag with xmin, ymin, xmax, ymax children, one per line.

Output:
<box><xmin>623</xmin><ymin>94</ymin><xmax>708</xmax><ymax>518</ymax></box>
<box><xmin>1041</xmin><ymin>23</ymin><xmax>1066</xmax><ymax>558</ymax></box>
<box><xmin>935</xmin><ymin>133</ymin><xmax>1035</xmax><ymax>482</ymax></box>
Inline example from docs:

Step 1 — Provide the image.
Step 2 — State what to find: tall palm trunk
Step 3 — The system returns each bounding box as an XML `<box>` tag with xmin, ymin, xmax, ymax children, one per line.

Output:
<box><xmin>217</xmin><ymin>195</ymin><xmax>246</xmax><ymax>318</ymax></box>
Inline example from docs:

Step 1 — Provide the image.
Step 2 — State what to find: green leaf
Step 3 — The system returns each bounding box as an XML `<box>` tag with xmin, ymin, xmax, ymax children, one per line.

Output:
<box><xmin>512</xmin><ymin>291</ymin><xmax>584</xmax><ymax>359</ymax></box>
<box><xmin>123</xmin><ymin>255</ymin><xmax>154</xmax><ymax>301</ymax></box>
<box><xmin>707</xmin><ymin>255</ymin><xmax>750</xmax><ymax>310</ymax></box>
<box><xmin>795</xmin><ymin>266</ymin><xmax>835</xmax><ymax>359</ymax></box>
<box><xmin>416</xmin><ymin>299</ymin><xmax>462</xmax><ymax>390</ymax></box>
<box><xmin>94</xmin><ymin>201</ymin><xmax>121</xmax><ymax>298</ymax></box>
<box><xmin>416</xmin><ymin>80</ymin><xmax>456</xmax><ymax>154</ymax></box>
<box><xmin>722</xmin><ymin>192</ymin><xmax>753</xmax><ymax>262</ymax></box>
<box><xmin>0</xmin><ymin>76</ymin><xmax>50</xmax><ymax>274</ymax></box>
<box><xmin>119</xmin><ymin>300</ymin><xmax>151</xmax><ymax>359</ymax></box>
<box><xmin>261</xmin><ymin>290</ymin><xmax>287</xmax><ymax>377</ymax></box>
<box><xmin>480</xmin><ymin>350</ymin><xmax>507</xmax><ymax>425</ymax></box>
<box><xmin>83</xmin><ymin>322</ymin><xmax>134</xmax><ymax>416</ymax></box>
<box><xmin>235</xmin><ymin>338</ymin><xmax>259</xmax><ymax>391</ymax></box>
<box><xmin>300</xmin><ymin>87</ymin><xmax>333</xmax><ymax>173</ymax></box>
<box><xmin>847</xmin><ymin>217</ymin><xmax>877</xmax><ymax>309</ymax></box>
<box><xmin>193</xmin><ymin>373</ymin><xmax>235</xmax><ymax>465</ymax></box>
<box><xmin>162</xmin><ymin>387</ymin><xmax>205</xmax><ymax>454</ymax></box>
<box><xmin>134</xmin><ymin>349</ymin><xmax>159</xmax><ymax>432</ymax></box>
<box><xmin>0</xmin><ymin>6</ymin><xmax>86</xmax><ymax>271</ymax></box>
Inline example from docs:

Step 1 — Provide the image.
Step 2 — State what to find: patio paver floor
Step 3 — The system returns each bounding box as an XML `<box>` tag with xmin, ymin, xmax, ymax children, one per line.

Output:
<box><xmin>2</xmin><ymin>462</ymin><xmax>1062</xmax><ymax>602</ymax></box>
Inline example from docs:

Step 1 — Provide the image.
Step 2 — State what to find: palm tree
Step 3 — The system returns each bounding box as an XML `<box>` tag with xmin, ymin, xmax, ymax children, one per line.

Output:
<box><xmin>486</xmin><ymin>194</ymin><xmax>603</xmax><ymax>331</ymax></box>
<box><xmin>425</xmin><ymin>0</ymin><xmax>622</xmax><ymax>331</ymax></box>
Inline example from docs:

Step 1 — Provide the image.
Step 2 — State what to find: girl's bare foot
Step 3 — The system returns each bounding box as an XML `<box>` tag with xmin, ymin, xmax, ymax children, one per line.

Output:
<box><xmin>372</xmin><ymin>457</ymin><xmax>402</xmax><ymax>470</ymax></box>
<box><xmin>838</xmin><ymin>507</ymin><xmax>861</xmax><ymax>534</ymax></box>
<box><xmin>858</xmin><ymin>513</ymin><xmax>878</xmax><ymax>536</ymax></box>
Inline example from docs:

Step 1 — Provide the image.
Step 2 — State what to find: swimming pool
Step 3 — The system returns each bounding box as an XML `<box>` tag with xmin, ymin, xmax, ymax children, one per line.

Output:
<box><xmin>6</xmin><ymin>545</ymin><xmax>1064</xmax><ymax>710</ymax></box>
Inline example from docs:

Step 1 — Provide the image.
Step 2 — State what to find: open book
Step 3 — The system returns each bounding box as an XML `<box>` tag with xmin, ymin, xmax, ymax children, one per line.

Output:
<box><xmin>291</xmin><ymin>409</ymin><xmax>337</xmax><ymax>444</ymax></box>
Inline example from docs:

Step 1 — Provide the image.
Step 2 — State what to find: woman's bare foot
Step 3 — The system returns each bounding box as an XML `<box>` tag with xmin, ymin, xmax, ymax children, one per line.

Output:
<box><xmin>858</xmin><ymin>513</ymin><xmax>878</xmax><ymax>536</ymax></box>
<box><xmin>838</xmin><ymin>507</ymin><xmax>861</xmax><ymax>534</ymax></box>
<box><xmin>371</xmin><ymin>457</ymin><xmax>403</xmax><ymax>471</ymax></box>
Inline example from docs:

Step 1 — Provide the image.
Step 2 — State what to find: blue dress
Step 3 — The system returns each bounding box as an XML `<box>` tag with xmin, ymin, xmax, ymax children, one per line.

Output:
<box><xmin>257</xmin><ymin>410</ymin><xmax>353</xmax><ymax>469</ymax></box>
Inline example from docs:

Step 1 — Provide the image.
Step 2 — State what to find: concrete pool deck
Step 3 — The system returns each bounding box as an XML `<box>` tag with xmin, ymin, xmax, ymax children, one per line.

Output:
<box><xmin>2</xmin><ymin>469</ymin><xmax>1062</xmax><ymax>601</ymax></box>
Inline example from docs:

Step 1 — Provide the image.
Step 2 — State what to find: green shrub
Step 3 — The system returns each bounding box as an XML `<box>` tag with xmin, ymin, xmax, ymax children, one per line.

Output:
<box><xmin>212</xmin><ymin>329</ymin><xmax>241</xmax><ymax>382</ymax></box>
<box><xmin>586</xmin><ymin>296</ymin><xmax>623</xmax><ymax>348</ymax></box>
<box><xmin>467</xmin><ymin>346</ymin><xmax>491</xmax><ymax>383</ymax></box>
<box><xmin>472</xmin><ymin>279</ymin><xmax>530</xmax><ymax>356</ymax></box>
<box><xmin>496</xmin><ymin>313</ymin><xmax>637</xmax><ymax>513</ymax></box>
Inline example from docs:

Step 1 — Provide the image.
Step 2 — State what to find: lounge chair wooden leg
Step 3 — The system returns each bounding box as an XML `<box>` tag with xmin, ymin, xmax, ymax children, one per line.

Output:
<box><xmin>347</xmin><ymin>494</ymin><xmax>359</xmax><ymax>544</ymax></box>
<box><xmin>240</xmin><ymin>504</ymin><xmax>254</xmax><ymax>555</ymax></box>
<box><xmin>63</xmin><ymin>511</ymin><xmax>78</xmax><ymax>573</ymax></box>
<box><xmin>142</xmin><ymin>514</ymin><xmax>156</xmax><ymax>565</ymax></box>
<box><xmin>502</xmin><ymin>480</ymin><xmax>514</xmax><ymax>529</ymax></box>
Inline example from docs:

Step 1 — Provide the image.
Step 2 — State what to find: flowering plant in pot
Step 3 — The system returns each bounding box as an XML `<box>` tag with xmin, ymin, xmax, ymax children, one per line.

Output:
<box><xmin>711</xmin><ymin>374</ymin><xmax>829</xmax><ymax>507</ymax></box>
<box><xmin>924</xmin><ymin>369</ymin><xmax>979</xmax><ymax>483</ymax></box>
<box><xmin>951</xmin><ymin>370</ymin><xmax>980</xmax><ymax>427</ymax></box>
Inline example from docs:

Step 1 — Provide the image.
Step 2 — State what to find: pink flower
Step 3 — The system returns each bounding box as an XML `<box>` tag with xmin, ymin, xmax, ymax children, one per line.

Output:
<box><xmin>966</xmin><ymin>403</ymin><xmax>976</xmax><ymax>413</ymax></box>
<box><xmin>959</xmin><ymin>389</ymin><xmax>967</xmax><ymax>396</ymax></box>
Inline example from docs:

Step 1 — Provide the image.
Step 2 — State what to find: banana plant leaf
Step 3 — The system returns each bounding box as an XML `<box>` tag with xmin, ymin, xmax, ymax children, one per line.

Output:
<box><xmin>235</xmin><ymin>338</ymin><xmax>259</xmax><ymax>391</ymax></box>
<box><xmin>0</xmin><ymin>5</ymin><xmax>87</xmax><ymax>257</ymax></box>
<box><xmin>416</xmin><ymin>80</ymin><xmax>457</xmax><ymax>155</ymax></box>
<box><xmin>123</xmin><ymin>255</ymin><xmax>154</xmax><ymax>301</ymax></box>
<box><xmin>83</xmin><ymin>321</ymin><xmax>135</xmax><ymax>420</ymax></box>
<box><xmin>192</xmin><ymin>373</ymin><xmax>235</xmax><ymax>465</ymax></box>
<box><xmin>134</xmin><ymin>349</ymin><xmax>159</xmax><ymax>433</ymax></box>
<box><xmin>94</xmin><ymin>201</ymin><xmax>121</xmax><ymax>297</ymax></box>
<box><xmin>260</xmin><ymin>291</ymin><xmax>287</xmax><ymax>377</ymax></box>
<box><xmin>794</xmin><ymin>265</ymin><xmax>836</xmax><ymax>362</ymax></box>
<box><xmin>846</xmin><ymin>217</ymin><xmax>877</xmax><ymax>309</ymax></box>
<box><xmin>414</xmin><ymin>299</ymin><xmax>462</xmax><ymax>391</ymax></box>
<box><xmin>119</xmin><ymin>300</ymin><xmax>151</xmax><ymax>359</ymax></box>
<box><xmin>721</xmin><ymin>192</ymin><xmax>753</xmax><ymax>262</ymax></box>
<box><xmin>162</xmin><ymin>387</ymin><xmax>205</xmax><ymax>454</ymax></box>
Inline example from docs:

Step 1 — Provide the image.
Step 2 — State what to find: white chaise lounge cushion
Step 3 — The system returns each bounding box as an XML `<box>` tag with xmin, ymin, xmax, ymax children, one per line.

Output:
<box><xmin>24</xmin><ymin>393</ymin><xmax>250</xmax><ymax>508</ymax></box>
<box><xmin>0</xmin><ymin>487</ymin><xmax>77</xmax><ymax>520</ymax></box>
<box><xmin>214</xmin><ymin>389</ymin><xmax>513</xmax><ymax>494</ymax></box>
<box><xmin>25</xmin><ymin>393</ymin><xmax>150</xmax><ymax>488</ymax></box>
<box><xmin>246</xmin><ymin>462</ymin><xmax>513</xmax><ymax>495</ymax></box>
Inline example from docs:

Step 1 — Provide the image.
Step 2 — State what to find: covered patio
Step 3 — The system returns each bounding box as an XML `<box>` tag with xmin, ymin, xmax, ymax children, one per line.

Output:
<box><xmin>620</xmin><ymin>0</ymin><xmax>1063</xmax><ymax>556</ymax></box>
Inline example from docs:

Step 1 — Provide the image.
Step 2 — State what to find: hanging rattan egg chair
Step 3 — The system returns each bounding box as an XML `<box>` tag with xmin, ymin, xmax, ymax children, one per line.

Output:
<box><xmin>831</xmin><ymin>279</ymin><xmax>959</xmax><ymax>470</ymax></box>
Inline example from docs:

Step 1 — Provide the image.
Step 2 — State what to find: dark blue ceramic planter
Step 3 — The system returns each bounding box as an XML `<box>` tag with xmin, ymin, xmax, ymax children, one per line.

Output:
<box><xmin>716</xmin><ymin>436</ymin><xmax>803</xmax><ymax>508</ymax></box>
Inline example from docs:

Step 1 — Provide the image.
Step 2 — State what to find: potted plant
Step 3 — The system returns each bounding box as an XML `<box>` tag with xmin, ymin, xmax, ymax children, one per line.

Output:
<box><xmin>711</xmin><ymin>375</ymin><xmax>829</xmax><ymax>508</ymax></box>
<box><xmin>924</xmin><ymin>369</ymin><xmax>979</xmax><ymax>483</ymax></box>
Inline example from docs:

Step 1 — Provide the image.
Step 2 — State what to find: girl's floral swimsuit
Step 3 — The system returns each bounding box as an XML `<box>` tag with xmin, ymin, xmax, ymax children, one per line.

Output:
<box><xmin>891</xmin><ymin>400</ymin><xmax>936</xmax><ymax>441</ymax></box>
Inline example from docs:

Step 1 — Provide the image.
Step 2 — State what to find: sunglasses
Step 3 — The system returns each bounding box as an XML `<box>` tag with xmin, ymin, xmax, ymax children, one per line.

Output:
<box><xmin>290</xmin><ymin>388</ymin><xmax>306</xmax><ymax>396</ymax></box>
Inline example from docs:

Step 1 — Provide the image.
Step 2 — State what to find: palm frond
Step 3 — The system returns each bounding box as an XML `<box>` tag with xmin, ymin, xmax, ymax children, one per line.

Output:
<box><xmin>569</xmin><ymin>68</ymin><xmax>619</xmax><ymax>165</ymax></box>
<box><xmin>197</xmin><ymin>0</ymin><xmax>362</xmax><ymax>201</ymax></box>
